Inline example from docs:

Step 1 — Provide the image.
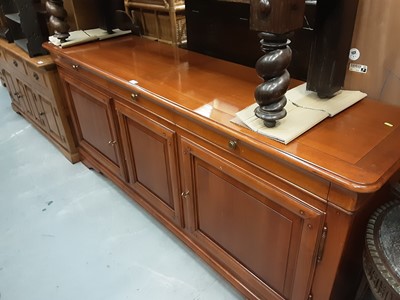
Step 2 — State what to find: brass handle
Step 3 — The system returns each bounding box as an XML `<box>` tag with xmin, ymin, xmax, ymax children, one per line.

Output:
<box><xmin>228</xmin><ymin>140</ymin><xmax>237</xmax><ymax>150</ymax></box>
<box><xmin>72</xmin><ymin>64</ymin><xmax>79</xmax><ymax>70</ymax></box>
<box><xmin>13</xmin><ymin>60</ymin><xmax>18</xmax><ymax>67</ymax></box>
<box><xmin>108</xmin><ymin>140</ymin><xmax>116</xmax><ymax>146</ymax></box>
<box><xmin>181</xmin><ymin>191</ymin><xmax>189</xmax><ymax>199</ymax></box>
<box><xmin>131</xmin><ymin>93</ymin><xmax>138</xmax><ymax>101</ymax></box>
<box><xmin>33</xmin><ymin>72</ymin><xmax>39</xmax><ymax>80</ymax></box>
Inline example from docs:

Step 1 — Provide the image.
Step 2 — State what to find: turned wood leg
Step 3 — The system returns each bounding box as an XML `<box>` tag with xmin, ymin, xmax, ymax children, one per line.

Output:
<box><xmin>250</xmin><ymin>0</ymin><xmax>305</xmax><ymax>128</ymax></box>
<box><xmin>46</xmin><ymin>0</ymin><xmax>70</xmax><ymax>43</ymax></box>
<box><xmin>254</xmin><ymin>32</ymin><xmax>292</xmax><ymax>128</ymax></box>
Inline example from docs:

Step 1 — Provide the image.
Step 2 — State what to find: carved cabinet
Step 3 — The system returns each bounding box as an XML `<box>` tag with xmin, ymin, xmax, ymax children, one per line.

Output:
<box><xmin>0</xmin><ymin>39</ymin><xmax>78</xmax><ymax>162</ymax></box>
<box><xmin>44</xmin><ymin>36</ymin><xmax>400</xmax><ymax>300</ymax></box>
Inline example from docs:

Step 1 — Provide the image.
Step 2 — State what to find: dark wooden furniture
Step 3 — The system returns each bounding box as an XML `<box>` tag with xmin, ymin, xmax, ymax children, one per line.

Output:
<box><xmin>44</xmin><ymin>36</ymin><xmax>400</xmax><ymax>300</ymax></box>
<box><xmin>46</xmin><ymin>0</ymin><xmax>70</xmax><ymax>43</ymax></box>
<box><xmin>0</xmin><ymin>0</ymin><xmax>49</xmax><ymax>57</ymax></box>
<box><xmin>0</xmin><ymin>38</ymin><xmax>78</xmax><ymax>162</ymax></box>
<box><xmin>249</xmin><ymin>0</ymin><xmax>306</xmax><ymax>127</ymax></box>
<box><xmin>186</xmin><ymin>0</ymin><xmax>360</xmax><ymax>102</ymax></box>
<box><xmin>185</xmin><ymin>0</ymin><xmax>316</xmax><ymax>81</ymax></box>
<box><xmin>0</xmin><ymin>0</ymin><xmax>15</xmax><ymax>42</ymax></box>
<box><xmin>307</xmin><ymin>0</ymin><xmax>360</xmax><ymax>98</ymax></box>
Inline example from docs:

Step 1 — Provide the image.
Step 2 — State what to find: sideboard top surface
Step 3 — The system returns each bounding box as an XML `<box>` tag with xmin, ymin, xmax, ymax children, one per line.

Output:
<box><xmin>0</xmin><ymin>39</ymin><xmax>54</xmax><ymax>69</ymax></box>
<box><xmin>43</xmin><ymin>37</ymin><xmax>400</xmax><ymax>193</ymax></box>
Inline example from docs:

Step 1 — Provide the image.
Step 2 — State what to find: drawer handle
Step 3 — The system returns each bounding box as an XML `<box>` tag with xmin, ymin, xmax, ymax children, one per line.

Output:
<box><xmin>72</xmin><ymin>64</ymin><xmax>79</xmax><ymax>70</ymax></box>
<box><xmin>108</xmin><ymin>140</ymin><xmax>116</xmax><ymax>146</ymax></box>
<box><xmin>33</xmin><ymin>72</ymin><xmax>39</xmax><ymax>80</ymax></box>
<box><xmin>228</xmin><ymin>140</ymin><xmax>237</xmax><ymax>150</ymax></box>
<box><xmin>131</xmin><ymin>93</ymin><xmax>138</xmax><ymax>101</ymax></box>
<box><xmin>39</xmin><ymin>112</ymin><xmax>45</xmax><ymax>116</ymax></box>
<box><xmin>13</xmin><ymin>60</ymin><xmax>18</xmax><ymax>67</ymax></box>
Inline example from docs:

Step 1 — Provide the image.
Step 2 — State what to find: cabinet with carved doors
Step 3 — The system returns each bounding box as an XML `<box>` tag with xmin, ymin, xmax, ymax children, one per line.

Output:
<box><xmin>0</xmin><ymin>39</ymin><xmax>77</xmax><ymax>162</ymax></box>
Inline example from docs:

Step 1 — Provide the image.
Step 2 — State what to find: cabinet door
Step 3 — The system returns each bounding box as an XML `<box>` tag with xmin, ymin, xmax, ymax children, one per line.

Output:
<box><xmin>23</xmin><ymin>83</ymin><xmax>47</xmax><ymax>127</ymax></box>
<box><xmin>28</xmin><ymin>88</ymin><xmax>68</xmax><ymax>147</ymax></box>
<box><xmin>116</xmin><ymin>103</ymin><xmax>182</xmax><ymax>225</ymax></box>
<box><xmin>15</xmin><ymin>78</ymin><xmax>36</xmax><ymax>119</ymax></box>
<box><xmin>2</xmin><ymin>69</ymin><xmax>24</xmax><ymax>111</ymax></box>
<box><xmin>180</xmin><ymin>137</ymin><xmax>325</xmax><ymax>300</ymax></box>
<box><xmin>63</xmin><ymin>76</ymin><xmax>126</xmax><ymax>180</ymax></box>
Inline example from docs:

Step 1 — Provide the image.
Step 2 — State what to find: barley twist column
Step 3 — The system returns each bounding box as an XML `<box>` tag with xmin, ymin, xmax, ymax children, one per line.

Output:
<box><xmin>254</xmin><ymin>32</ymin><xmax>291</xmax><ymax>127</ymax></box>
<box><xmin>46</xmin><ymin>0</ymin><xmax>70</xmax><ymax>43</ymax></box>
<box><xmin>250</xmin><ymin>0</ymin><xmax>305</xmax><ymax>128</ymax></box>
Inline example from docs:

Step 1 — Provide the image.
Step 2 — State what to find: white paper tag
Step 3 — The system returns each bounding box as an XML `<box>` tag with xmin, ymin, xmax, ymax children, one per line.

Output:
<box><xmin>129</xmin><ymin>80</ymin><xmax>138</xmax><ymax>85</ymax></box>
<box><xmin>349</xmin><ymin>63</ymin><xmax>368</xmax><ymax>74</ymax></box>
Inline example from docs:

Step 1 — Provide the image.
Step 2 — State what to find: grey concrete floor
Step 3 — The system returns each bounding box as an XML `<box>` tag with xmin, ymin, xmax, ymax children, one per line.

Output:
<box><xmin>0</xmin><ymin>86</ymin><xmax>243</xmax><ymax>300</ymax></box>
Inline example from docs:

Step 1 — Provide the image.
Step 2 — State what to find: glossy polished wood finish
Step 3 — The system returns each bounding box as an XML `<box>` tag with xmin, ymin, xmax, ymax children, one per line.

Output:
<box><xmin>44</xmin><ymin>36</ymin><xmax>400</xmax><ymax>300</ymax></box>
<box><xmin>45</xmin><ymin>36</ymin><xmax>400</xmax><ymax>195</ymax></box>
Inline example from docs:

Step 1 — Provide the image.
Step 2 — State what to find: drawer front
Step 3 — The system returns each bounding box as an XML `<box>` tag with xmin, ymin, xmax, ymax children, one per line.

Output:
<box><xmin>26</xmin><ymin>63</ymin><xmax>48</xmax><ymax>88</ymax></box>
<box><xmin>4</xmin><ymin>50</ymin><xmax>27</xmax><ymax>75</ymax></box>
<box><xmin>53</xmin><ymin>55</ymin><xmax>111</xmax><ymax>90</ymax></box>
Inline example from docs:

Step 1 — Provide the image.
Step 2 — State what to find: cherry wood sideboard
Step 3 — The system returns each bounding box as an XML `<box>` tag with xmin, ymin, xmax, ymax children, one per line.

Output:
<box><xmin>0</xmin><ymin>39</ymin><xmax>78</xmax><ymax>162</ymax></box>
<box><xmin>43</xmin><ymin>36</ymin><xmax>400</xmax><ymax>300</ymax></box>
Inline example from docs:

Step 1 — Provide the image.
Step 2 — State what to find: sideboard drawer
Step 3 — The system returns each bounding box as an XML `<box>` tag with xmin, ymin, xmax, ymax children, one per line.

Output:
<box><xmin>4</xmin><ymin>50</ymin><xmax>27</xmax><ymax>75</ymax></box>
<box><xmin>26</xmin><ymin>63</ymin><xmax>48</xmax><ymax>89</ymax></box>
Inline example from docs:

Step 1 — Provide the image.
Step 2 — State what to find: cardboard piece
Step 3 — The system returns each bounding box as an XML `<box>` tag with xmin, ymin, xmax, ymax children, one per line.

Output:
<box><xmin>233</xmin><ymin>83</ymin><xmax>367</xmax><ymax>144</ymax></box>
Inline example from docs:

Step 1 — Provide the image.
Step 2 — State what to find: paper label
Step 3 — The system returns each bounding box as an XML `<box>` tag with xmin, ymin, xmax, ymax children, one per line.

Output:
<box><xmin>349</xmin><ymin>63</ymin><xmax>368</xmax><ymax>74</ymax></box>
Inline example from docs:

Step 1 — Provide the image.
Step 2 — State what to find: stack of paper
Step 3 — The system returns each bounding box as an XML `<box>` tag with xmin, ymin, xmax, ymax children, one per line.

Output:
<box><xmin>233</xmin><ymin>83</ymin><xmax>367</xmax><ymax>144</ymax></box>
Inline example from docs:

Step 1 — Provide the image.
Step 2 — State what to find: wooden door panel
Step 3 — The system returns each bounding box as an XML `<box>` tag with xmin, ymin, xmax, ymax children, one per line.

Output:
<box><xmin>181</xmin><ymin>137</ymin><xmax>324</xmax><ymax>300</ymax></box>
<box><xmin>116</xmin><ymin>104</ymin><xmax>181</xmax><ymax>224</ymax></box>
<box><xmin>196</xmin><ymin>162</ymin><xmax>297</xmax><ymax>293</ymax></box>
<box><xmin>16</xmin><ymin>79</ymin><xmax>34</xmax><ymax>118</ymax></box>
<box><xmin>39</xmin><ymin>94</ymin><xmax>64</xmax><ymax>144</ymax></box>
<box><xmin>70</xmin><ymin>86</ymin><xmax>118</xmax><ymax>164</ymax></box>
<box><xmin>61</xmin><ymin>72</ymin><xmax>126</xmax><ymax>179</ymax></box>
<box><xmin>2</xmin><ymin>69</ymin><xmax>23</xmax><ymax>110</ymax></box>
<box><xmin>24</xmin><ymin>84</ymin><xmax>45</xmax><ymax>127</ymax></box>
<box><xmin>128</xmin><ymin>123</ymin><xmax>172</xmax><ymax>206</ymax></box>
